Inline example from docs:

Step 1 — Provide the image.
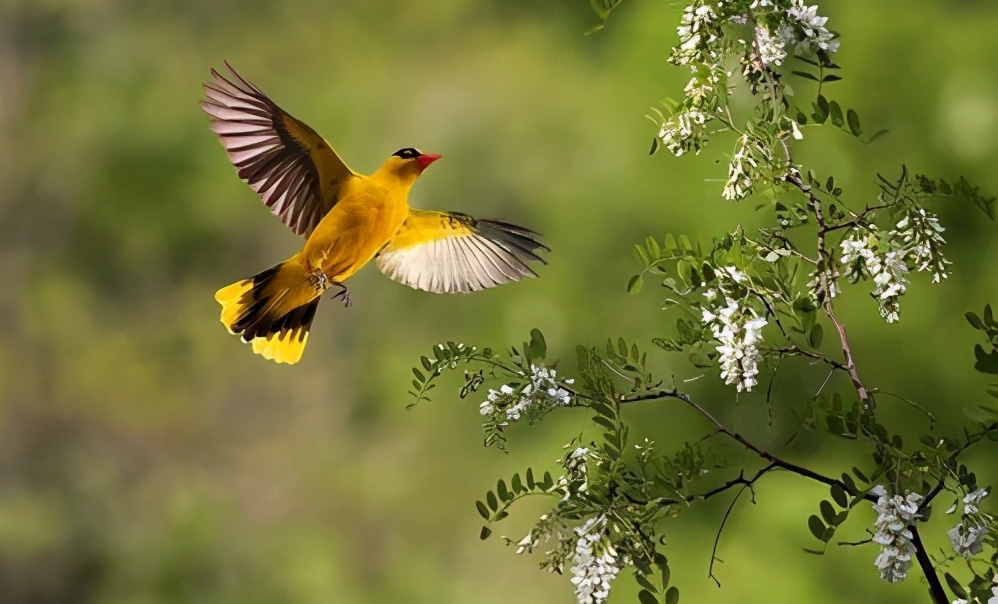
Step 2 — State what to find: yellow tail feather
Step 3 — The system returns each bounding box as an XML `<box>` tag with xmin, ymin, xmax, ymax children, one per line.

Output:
<box><xmin>214</xmin><ymin>255</ymin><xmax>321</xmax><ymax>365</ymax></box>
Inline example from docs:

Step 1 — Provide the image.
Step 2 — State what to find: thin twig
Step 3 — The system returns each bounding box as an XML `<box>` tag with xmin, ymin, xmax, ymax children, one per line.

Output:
<box><xmin>620</xmin><ymin>388</ymin><xmax>876</xmax><ymax>501</ymax></box>
<box><xmin>785</xmin><ymin>169</ymin><xmax>874</xmax><ymax>412</ymax></box>
<box><xmin>694</xmin><ymin>463</ymin><xmax>777</xmax><ymax>501</ymax></box>
<box><xmin>708</xmin><ymin>482</ymin><xmax>756</xmax><ymax>587</ymax></box>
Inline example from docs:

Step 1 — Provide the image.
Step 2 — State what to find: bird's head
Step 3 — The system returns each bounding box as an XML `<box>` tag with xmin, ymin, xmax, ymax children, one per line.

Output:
<box><xmin>379</xmin><ymin>147</ymin><xmax>442</xmax><ymax>182</ymax></box>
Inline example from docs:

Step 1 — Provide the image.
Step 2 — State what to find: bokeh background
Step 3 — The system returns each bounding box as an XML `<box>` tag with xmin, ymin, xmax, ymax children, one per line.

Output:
<box><xmin>2</xmin><ymin>1</ymin><xmax>997</xmax><ymax>603</ymax></box>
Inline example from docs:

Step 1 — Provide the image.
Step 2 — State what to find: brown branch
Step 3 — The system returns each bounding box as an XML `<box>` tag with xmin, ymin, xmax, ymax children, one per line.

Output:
<box><xmin>693</xmin><ymin>463</ymin><xmax>777</xmax><ymax>501</ymax></box>
<box><xmin>785</xmin><ymin>170</ymin><xmax>874</xmax><ymax>412</ymax></box>
<box><xmin>909</xmin><ymin>524</ymin><xmax>948</xmax><ymax>604</ymax></box>
<box><xmin>620</xmin><ymin>388</ymin><xmax>876</xmax><ymax>501</ymax></box>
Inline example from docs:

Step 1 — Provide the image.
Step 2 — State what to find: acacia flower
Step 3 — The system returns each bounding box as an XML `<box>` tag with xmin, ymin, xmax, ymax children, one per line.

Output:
<box><xmin>570</xmin><ymin>515</ymin><xmax>620</xmax><ymax>604</ymax></box>
<box><xmin>897</xmin><ymin>207</ymin><xmax>951</xmax><ymax>283</ymax></box>
<box><xmin>702</xmin><ymin>289</ymin><xmax>768</xmax><ymax>392</ymax></box>
<box><xmin>947</xmin><ymin>488</ymin><xmax>990</xmax><ymax>558</ymax></box>
<box><xmin>871</xmin><ymin>485</ymin><xmax>922</xmax><ymax>583</ymax></box>
<box><xmin>479</xmin><ymin>365</ymin><xmax>573</xmax><ymax>423</ymax></box>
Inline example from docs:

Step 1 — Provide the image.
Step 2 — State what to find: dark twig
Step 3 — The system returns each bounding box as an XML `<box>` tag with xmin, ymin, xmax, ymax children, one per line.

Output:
<box><xmin>708</xmin><ymin>482</ymin><xmax>756</xmax><ymax>587</ymax></box>
<box><xmin>909</xmin><ymin>524</ymin><xmax>948</xmax><ymax>604</ymax></box>
<box><xmin>620</xmin><ymin>388</ymin><xmax>876</xmax><ymax>502</ymax></box>
<box><xmin>785</xmin><ymin>170</ymin><xmax>874</xmax><ymax>412</ymax></box>
<box><xmin>694</xmin><ymin>463</ymin><xmax>777</xmax><ymax>501</ymax></box>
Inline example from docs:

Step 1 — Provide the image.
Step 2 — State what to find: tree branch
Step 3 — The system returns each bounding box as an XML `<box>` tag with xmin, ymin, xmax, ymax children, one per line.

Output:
<box><xmin>909</xmin><ymin>524</ymin><xmax>948</xmax><ymax>604</ymax></box>
<box><xmin>619</xmin><ymin>388</ymin><xmax>877</xmax><ymax>502</ymax></box>
<box><xmin>784</xmin><ymin>169</ymin><xmax>875</xmax><ymax>412</ymax></box>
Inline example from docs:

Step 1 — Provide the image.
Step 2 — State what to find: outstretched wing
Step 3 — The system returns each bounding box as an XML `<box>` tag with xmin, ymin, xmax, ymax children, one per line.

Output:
<box><xmin>200</xmin><ymin>62</ymin><xmax>358</xmax><ymax>237</ymax></box>
<box><xmin>376</xmin><ymin>209</ymin><xmax>548</xmax><ymax>294</ymax></box>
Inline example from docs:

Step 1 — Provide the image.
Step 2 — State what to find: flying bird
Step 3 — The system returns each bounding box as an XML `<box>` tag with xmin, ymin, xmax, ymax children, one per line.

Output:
<box><xmin>201</xmin><ymin>63</ymin><xmax>547</xmax><ymax>364</ymax></box>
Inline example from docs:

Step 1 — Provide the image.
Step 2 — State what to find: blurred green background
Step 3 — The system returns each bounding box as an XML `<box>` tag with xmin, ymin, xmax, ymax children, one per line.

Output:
<box><xmin>2</xmin><ymin>1</ymin><xmax>997</xmax><ymax>603</ymax></box>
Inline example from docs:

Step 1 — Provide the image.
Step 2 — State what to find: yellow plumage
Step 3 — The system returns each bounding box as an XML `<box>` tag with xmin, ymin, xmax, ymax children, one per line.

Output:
<box><xmin>202</xmin><ymin>63</ymin><xmax>548</xmax><ymax>364</ymax></box>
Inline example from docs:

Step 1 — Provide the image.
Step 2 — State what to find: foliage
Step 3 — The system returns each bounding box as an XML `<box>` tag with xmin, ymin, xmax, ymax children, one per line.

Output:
<box><xmin>410</xmin><ymin>2</ymin><xmax>998</xmax><ymax>603</ymax></box>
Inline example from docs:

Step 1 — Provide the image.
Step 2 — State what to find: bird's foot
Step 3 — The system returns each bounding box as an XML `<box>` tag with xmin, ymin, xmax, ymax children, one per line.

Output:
<box><xmin>329</xmin><ymin>282</ymin><xmax>352</xmax><ymax>308</ymax></box>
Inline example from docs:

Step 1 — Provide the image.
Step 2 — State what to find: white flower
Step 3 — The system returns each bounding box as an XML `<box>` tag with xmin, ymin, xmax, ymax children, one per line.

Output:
<box><xmin>948</xmin><ymin>522</ymin><xmax>986</xmax><ymax>558</ymax></box>
<box><xmin>702</xmin><ymin>288</ymin><xmax>767</xmax><ymax>392</ymax></box>
<box><xmin>807</xmin><ymin>267</ymin><xmax>841</xmax><ymax>302</ymax></box>
<box><xmin>871</xmin><ymin>486</ymin><xmax>922</xmax><ymax>583</ymax></box>
<box><xmin>964</xmin><ymin>488</ymin><xmax>989</xmax><ymax>514</ymax></box>
<box><xmin>787</xmin><ymin>1</ymin><xmax>839</xmax><ymax>53</ymax></box>
<box><xmin>897</xmin><ymin>207</ymin><xmax>951</xmax><ymax>283</ymax></box>
<box><xmin>659</xmin><ymin>107</ymin><xmax>710</xmax><ymax>157</ymax></box>
<box><xmin>754</xmin><ymin>24</ymin><xmax>793</xmax><ymax>67</ymax></box>
<box><xmin>839</xmin><ymin>229</ymin><xmax>910</xmax><ymax>323</ymax></box>
<box><xmin>948</xmin><ymin>488</ymin><xmax>990</xmax><ymax>558</ymax></box>
<box><xmin>790</xmin><ymin>120</ymin><xmax>804</xmax><ymax>140</ymax></box>
<box><xmin>990</xmin><ymin>574</ymin><xmax>997</xmax><ymax>604</ymax></box>
<box><xmin>673</xmin><ymin>3</ymin><xmax>718</xmax><ymax>66</ymax></box>
<box><xmin>570</xmin><ymin>515</ymin><xmax>620</xmax><ymax>604</ymax></box>
<box><xmin>480</xmin><ymin>365</ymin><xmax>573</xmax><ymax>423</ymax></box>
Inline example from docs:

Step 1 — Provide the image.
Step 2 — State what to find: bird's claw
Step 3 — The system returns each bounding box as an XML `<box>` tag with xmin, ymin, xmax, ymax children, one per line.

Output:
<box><xmin>330</xmin><ymin>282</ymin><xmax>352</xmax><ymax>308</ymax></box>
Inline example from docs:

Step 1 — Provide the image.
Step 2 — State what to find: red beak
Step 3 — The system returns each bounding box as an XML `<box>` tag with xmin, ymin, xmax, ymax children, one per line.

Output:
<box><xmin>416</xmin><ymin>153</ymin><xmax>441</xmax><ymax>169</ymax></box>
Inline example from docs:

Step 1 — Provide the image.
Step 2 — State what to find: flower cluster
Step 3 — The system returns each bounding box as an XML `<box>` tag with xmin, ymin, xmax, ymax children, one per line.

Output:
<box><xmin>839</xmin><ymin>229</ymin><xmax>909</xmax><ymax>323</ymax></box>
<box><xmin>702</xmin><ymin>268</ymin><xmax>768</xmax><ymax>392</ymax></box>
<box><xmin>479</xmin><ymin>364</ymin><xmax>573</xmax><ymax>422</ymax></box>
<box><xmin>870</xmin><ymin>486</ymin><xmax>922</xmax><ymax>583</ymax></box>
<box><xmin>570</xmin><ymin>515</ymin><xmax>620</xmax><ymax>604</ymax></box>
<box><xmin>659</xmin><ymin>107</ymin><xmax>710</xmax><ymax>157</ymax></box>
<box><xmin>560</xmin><ymin>446</ymin><xmax>592</xmax><ymax>500</ymax></box>
<box><xmin>947</xmin><ymin>488</ymin><xmax>991</xmax><ymax>558</ymax></box>
<box><xmin>897</xmin><ymin>207</ymin><xmax>951</xmax><ymax>283</ymax></box>
<box><xmin>787</xmin><ymin>1</ymin><xmax>839</xmax><ymax>54</ymax></box>
<box><xmin>722</xmin><ymin>133</ymin><xmax>773</xmax><ymax>201</ymax></box>
<box><xmin>806</xmin><ymin>266</ymin><xmax>841</xmax><ymax>303</ymax></box>
<box><xmin>672</xmin><ymin>3</ymin><xmax>720</xmax><ymax>67</ymax></box>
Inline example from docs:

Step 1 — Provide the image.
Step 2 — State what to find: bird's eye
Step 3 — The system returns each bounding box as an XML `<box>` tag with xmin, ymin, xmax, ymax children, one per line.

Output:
<box><xmin>393</xmin><ymin>147</ymin><xmax>419</xmax><ymax>159</ymax></box>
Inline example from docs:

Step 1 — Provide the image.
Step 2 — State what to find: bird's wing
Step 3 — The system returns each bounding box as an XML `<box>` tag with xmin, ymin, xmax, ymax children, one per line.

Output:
<box><xmin>376</xmin><ymin>209</ymin><xmax>548</xmax><ymax>294</ymax></box>
<box><xmin>200</xmin><ymin>62</ymin><xmax>359</xmax><ymax>237</ymax></box>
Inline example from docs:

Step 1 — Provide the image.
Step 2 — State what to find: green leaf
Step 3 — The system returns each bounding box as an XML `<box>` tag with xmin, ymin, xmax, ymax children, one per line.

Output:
<box><xmin>526</xmin><ymin>468</ymin><xmax>536</xmax><ymax>489</ymax></box>
<box><xmin>974</xmin><ymin>344</ymin><xmax>998</xmax><ymax>374</ymax></box>
<box><xmin>486</xmin><ymin>491</ymin><xmax>498</xmax><ymax>511</ymax></box>
<box><xmin>828</xmin><ymin>101</ymin><xmax>844</xmax><ymax>127</ymax></box>
<box><xmin>649</xmin><ymin>137</ymin><xmax>659</xmax><ymax>155</ymax></box>
<box><xmin>966</xmin><ymin>312</ymin><xmax>985</xmax><ymax>331</ymax></box>
<box><xmin>511</xmin><ymin>473</ymin><xmax>524</xmax><ymax>493</ymax></box>
<box><xmin>819</xmin><ymin>500</ymin><xmax>837</xmax><ymax>525</ymax></box>
<box><xmin>809</xmin><ymin>324</ymin><xmax>824</xmax><ymax>349</ymax></box>
<box><xmin>654</xmin><ymin>553</ymin><xmax>670</xmax><ymax>589</ymax></box>
<box><xmin>497</xmin><ymin>479</ymin><xmax>510</xmax><ymax>502</ymax></box>
<box><xmin>646</xmin><ymin>236</ymin><xmax>661</xmax><ymax>259</ymax></box>
<box><xmin>864</xmin><ymin>129</ymin><xmax>889</xmax><ymax>144</ymax></box>
<box><xmin>821</xmin><ymin>74</ymin><xmax>842</xmax><ymax>83</ymax></box>
<box><xmin>792</xmin><ymin>70</ymin><xmax>819</xmax><ymax>81</ymax></box>
<box><xmin>808</xmin><ymin>515</ymin><xmax>827</xmax><ymax>541</ymax></box>
<box><xmin>638</xmin><ymin>590</ymin><xmax>658</xmax><ymax>604</ymax></box>
<box><xmin>529</xmin><ymin>328</ymin><xmax>547</xmax><ymax>361</ymax></box>
<box><xmin>945</xmin><ymin>573</ymin><xmax>968</xmax><ymax>599</ymax></box>
<box><xmin>476</xmin><ymin>500</ymin><xmax>490</xmax><ymax>519</ymax></box>
<box><xmin>420</xmin><ymin>356</ymin><xmax>433</xmax><ymax>371</ymax></box>
<box><xmin>412</xmin><ymin>367</ymin><xmax>425</xmax><ymax>382</ymax></box>
<box><xmin>480</xmin><ymin>526</ymin><xmax>492</xmax><ymax>540</ymax></box>
<box><xmin>665</xmin><ymin>586</ymin><xmax>680</xmax><ymax>604</ymax></box>
<box><xmin>628</xmin><ymin>274</ymin><xmax>645</xmax><ymax>295</ymax></box>
<box><xmin>830</xmin><ymin>483</ymin><xmax>848</xmax><ymax>508</ymax></box>
<box><xmin>846</xmin><ymin>109</ymin><xmax>861</xmax><ymax>136</ymax></box>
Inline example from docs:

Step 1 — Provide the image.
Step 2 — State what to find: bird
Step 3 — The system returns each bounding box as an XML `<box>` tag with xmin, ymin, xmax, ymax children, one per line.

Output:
<box><xmin>201</xmin><ymin>63</ymin><xmax>548</xmax><ymax>365</ymax></box>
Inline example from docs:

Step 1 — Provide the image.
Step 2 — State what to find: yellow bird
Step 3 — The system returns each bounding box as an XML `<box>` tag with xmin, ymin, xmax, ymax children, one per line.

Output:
<box><xmin>202</xmin><ymin>63</ymin><xmax>547</xmax><ymax>364</ymax></box>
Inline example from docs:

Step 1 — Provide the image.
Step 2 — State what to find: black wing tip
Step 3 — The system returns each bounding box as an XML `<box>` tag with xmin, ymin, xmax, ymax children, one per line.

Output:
<box><xmin>478</xmin><ymin>219</ymin><xmax>551</xmax><ymax>261</ymax></box>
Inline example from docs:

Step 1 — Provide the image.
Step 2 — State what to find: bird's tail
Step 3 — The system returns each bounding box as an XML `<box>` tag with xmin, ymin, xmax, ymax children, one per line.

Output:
<box><xmin>215</xmin><ymin>254</ymin><xmax>321</xmax><ymax>364</ymax></box>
